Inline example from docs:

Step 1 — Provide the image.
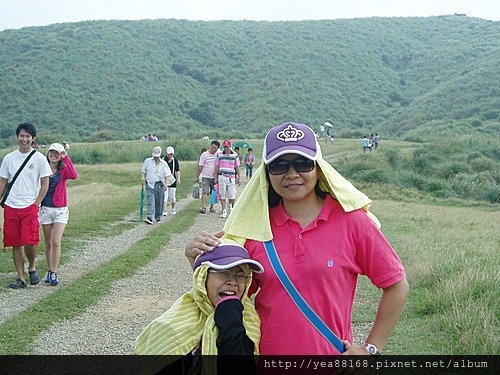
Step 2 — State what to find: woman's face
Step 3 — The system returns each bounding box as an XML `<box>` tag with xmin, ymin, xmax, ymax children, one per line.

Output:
<box><xmin>48</xmin><ymin>150</ymin><xmax>62</xmax><ymax>163</ymax></box>
<box><xmin>206</xmin><ymin>266</ymin><xmax>247</xmax><ymax>306</ymax></box>
<box><xmin>268</xmin><ymin>154</ymin><xmax>319</xmax><ymax>204</ymax></box>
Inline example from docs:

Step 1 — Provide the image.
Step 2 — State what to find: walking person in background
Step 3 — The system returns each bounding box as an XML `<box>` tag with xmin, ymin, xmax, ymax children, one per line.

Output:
<box><xmin>214</xmin><ymin>140</ymin><xmax>240</xmax><ymax>219</ymax></box>
<box><xmin>141</xmin><ymin>146</ymin><xmax>172</xmax><ymax>224</ymax></box>
<box><xmin>39</xmin><ymin>143</ymin><xmax>78</xmax><ymax>286</ymax></box>
<box><xmin>0</xmin><ymin>123</ymin><xmax>52</xmax><ymax>289</ymax></box>
<box><xmin>163</xmin><ymin>146</ymin><xmax>180</xmax><ymax>216</ymax></box>
<box><xmin>373</xmin><ymin>133</ymin><xmax>380</xmax><ymax>150</ymax></box>
<box><xmin>196</xmin><ymin>141</ymin><xmax>220</xmax><ymax>214</ymax></box>
<box><xmin>362</xmin><ymin>135</ymin><xmax>370</xmax><ymax>153</ymax></box>
<box><xmin>244</xmin><ymin>148</ymin><xmax>255</xmax><ymax>182</ymax></box>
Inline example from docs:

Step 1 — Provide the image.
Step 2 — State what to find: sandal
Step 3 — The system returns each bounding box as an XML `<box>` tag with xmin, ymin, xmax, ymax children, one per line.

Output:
<box><xmin>199</xmin><ymin>207</ymin><xmax>206</xmax><ymax>214</ymax></box>
<box><xmin>209</xmin><ymin>207</ymin><xmax>216</xmax><ymax>213</ymax></box>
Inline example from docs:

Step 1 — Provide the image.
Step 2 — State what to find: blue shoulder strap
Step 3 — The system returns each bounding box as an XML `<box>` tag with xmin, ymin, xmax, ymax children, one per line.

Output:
<box><xmin>263</xmin><ymin>240</ymin><xmax>345</xmax><ymax>353</ymax></box>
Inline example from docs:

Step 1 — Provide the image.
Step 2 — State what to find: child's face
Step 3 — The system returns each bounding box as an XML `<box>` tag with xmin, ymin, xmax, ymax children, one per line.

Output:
<box><xmin>206</xmin><ymin>266</ymin><xmax>248</xmax><ymax>306</ymax></box>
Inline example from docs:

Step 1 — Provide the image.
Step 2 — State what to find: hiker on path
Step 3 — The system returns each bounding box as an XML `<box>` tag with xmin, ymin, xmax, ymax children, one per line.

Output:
<box><xmin>244</xmin><ymin>148</ymin><xmax>255</xmax><ymax>182</ymax></box>
<box><xmin>40</xmin><ymin>143</ymin><xmax>78</xmax><ymax>286</ymax></box>
<box><xmin>373</xmin><ymin>133</ymin><xmax>380</xmax><ymax>150</ymax></box>
<box><xmin>163</xmin><ymin>146</ymin><xmax>180</xmax><ymax>216</ymax></box>
<box><xmin>214</xmin><ymin>140</ymin><xmax>240</xmax><ymax>219</ymax></box>
<box><xmin>185</xmin><ymin>122</ymin><xmax>408</xmax><ymax>355</ymax></box>
<box><xmin>0</xmin><ymin>123</ymin><xmax>52</xmax><ymax>289</ymax></box>
<box><xmin>362</xmin><ymin>135</ymin><xmax>370</xmax><ymax>153</ymax></box>
<box><xmin>141</xmin><ymin>146</ymin><xmax>172</xmax><ymax>224</ymax></box>
<box><xmin>196</xmin><ymin>141</ymin><xmax>221</xmax><ymax>214</ymax></box>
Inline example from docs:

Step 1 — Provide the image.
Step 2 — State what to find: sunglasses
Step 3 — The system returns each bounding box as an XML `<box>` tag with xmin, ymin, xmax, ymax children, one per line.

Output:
<box><xmin>267</xmin><ymin>157</ymin><xmax>316</xmax><ymax>175</ymax></box>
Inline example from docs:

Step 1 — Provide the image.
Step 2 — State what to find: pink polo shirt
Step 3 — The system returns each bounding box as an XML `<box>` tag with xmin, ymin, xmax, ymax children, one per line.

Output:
<box><xmin>245</xmin><ymin>195</ymin><xmax>405</xmax><ymax>355</ymax></box>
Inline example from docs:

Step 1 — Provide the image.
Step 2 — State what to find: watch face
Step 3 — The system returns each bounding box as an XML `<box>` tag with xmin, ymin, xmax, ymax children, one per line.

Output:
<box><xmin>367</xmin><ymin>345</ymin><xmax>377</xmax><ymax>354</ymax></box>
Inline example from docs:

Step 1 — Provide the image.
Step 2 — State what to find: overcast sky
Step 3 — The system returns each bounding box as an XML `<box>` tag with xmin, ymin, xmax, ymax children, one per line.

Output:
<box><xmin>1</xmin><ymin>0</ymin><xmax>498</xmax><ymax>31</ymax></box>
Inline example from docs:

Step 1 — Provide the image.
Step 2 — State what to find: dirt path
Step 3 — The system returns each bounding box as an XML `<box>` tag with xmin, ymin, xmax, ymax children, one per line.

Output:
<box><xmin>33</xmin><ymin>201</ymin><xmax>224</xmax><ymax>354</ymax></box>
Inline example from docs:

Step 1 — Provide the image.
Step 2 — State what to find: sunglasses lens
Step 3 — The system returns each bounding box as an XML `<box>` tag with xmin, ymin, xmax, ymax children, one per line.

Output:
<box><xmin>293</xmin><ymin>159</ymin><xmax>315</xmax><ymax>172</ymax></box>
<box><xmin>268</xmin><ymin>160</ymin><xmax>290</xmax><ymax>175</ymax></box>
<box><xmin>268</xmin><ymin>158</ymin><xmax>315</xmax><ymax>175</ymax></box>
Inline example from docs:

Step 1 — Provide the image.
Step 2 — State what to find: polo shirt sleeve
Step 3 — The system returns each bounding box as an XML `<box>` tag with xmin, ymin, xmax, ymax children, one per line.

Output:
<box><xmin>355</xmin><ymin>218</ymin><xmax>406</xmax><ymax>289</ymax></box>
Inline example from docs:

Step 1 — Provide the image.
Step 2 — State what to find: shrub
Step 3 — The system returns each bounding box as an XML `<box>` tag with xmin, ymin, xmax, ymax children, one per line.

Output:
<box><xmin>353</xmin><ymin>168</ymin><xmax>393</xmax><ymax>184</ymax></box>
<box><xmin>397</xmin><ymin>170</ymin><xmax>428</xmax><ymax>190</ymax></box>
<box><xmin>436</xmin><ymin>161</ymin><xmax>471</xmax><ymax>180</ymax></box>
<box><xmin>410</xmin><ymin>153</ymin><xmax>431</xmax><ymax>174</ymax></box>
<box><xmin>384</xmin><ymin>149</ymin><xmax>400</xmax><ymax>169</ymax></box>
<box><xmin>479</xmin><ymin>186</ymin><xmax>500</xmax><ymax>203</ymax></box>
<box><xmin>337</xmin><ymin>128</ymin><xmax>364</xmax><ymax>139</ymax></box>
<box><xmin>468</xmin><ymin>156</ymin><xmax>496</xmax><ymax>172</ymax></box>
<box><xmin>450</xmin><ymin>172</ymin><xmax>496</xmax><ymax>199</ymax></box>
<box><xmin>426</xmin><ymin>179</ymin><xmax>449</xmax><ymax>193</ymax></box>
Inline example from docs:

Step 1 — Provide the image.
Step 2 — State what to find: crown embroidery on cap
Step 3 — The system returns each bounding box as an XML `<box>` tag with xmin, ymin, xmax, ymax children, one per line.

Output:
<box><xmin>276</xmin><ymin>124</ymin><xmax>304</xmax><ymax>142</ymax></box>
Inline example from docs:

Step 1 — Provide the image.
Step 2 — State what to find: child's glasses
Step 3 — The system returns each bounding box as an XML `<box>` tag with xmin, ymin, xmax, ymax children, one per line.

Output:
<box><xmin>208</xmin><ymin>269</ymin><xmax>250</xmax><ymax>283</ymax></box>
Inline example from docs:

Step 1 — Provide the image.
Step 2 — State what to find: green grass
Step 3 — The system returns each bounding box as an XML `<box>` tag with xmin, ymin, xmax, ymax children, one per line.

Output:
<box><xmin>364</xmin><ymin>200</ymin><xmax>500</xmax><ymax>354</ymax></box>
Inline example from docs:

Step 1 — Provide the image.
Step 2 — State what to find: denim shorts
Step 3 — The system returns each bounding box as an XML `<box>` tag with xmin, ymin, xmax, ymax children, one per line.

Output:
<box><xmin>39</xmin><ymin>206</ymin><xmax>69</xmax><ymax>225</ymax></box>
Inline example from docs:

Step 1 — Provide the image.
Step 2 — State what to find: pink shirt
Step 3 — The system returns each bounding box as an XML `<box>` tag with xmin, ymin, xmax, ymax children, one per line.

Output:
<box><xmin>49</xmin><ymin>155</ymin><xmax>78</xmax><ymax>207</ymax></box>
<box><xmin>245</xmin><ymin>195</ymin><xmax>405</xmax><ymax>355</ymax></box>
<box><xmin>198</xmin><ymin>150</ymin><xmax>220</xmax><ymax>179</ymax></box>
<box><xmin>215</xmin><ymin>152</ymin><xmax>240</xmax><ymax>177</ymax></box>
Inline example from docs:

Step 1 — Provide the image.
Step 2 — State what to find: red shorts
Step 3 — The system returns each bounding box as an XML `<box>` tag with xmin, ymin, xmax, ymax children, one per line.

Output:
<box><xmin>3</xmin><ymin>204</ymin><xmax>40</xmax><ymax>248</ymax></box>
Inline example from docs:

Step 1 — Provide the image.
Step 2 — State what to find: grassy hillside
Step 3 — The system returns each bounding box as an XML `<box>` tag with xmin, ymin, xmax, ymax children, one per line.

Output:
<box><xmin>0</xmin><ymin>16</ymin><xmax>498</xmax><ymax>145</ymax></box>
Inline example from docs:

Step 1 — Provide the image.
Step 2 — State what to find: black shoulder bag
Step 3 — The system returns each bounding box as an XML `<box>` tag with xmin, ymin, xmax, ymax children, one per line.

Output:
<box><xmin>0</xmin><ymin>150</ymin><xmax>37</xmax><ymax>208</ymax></box>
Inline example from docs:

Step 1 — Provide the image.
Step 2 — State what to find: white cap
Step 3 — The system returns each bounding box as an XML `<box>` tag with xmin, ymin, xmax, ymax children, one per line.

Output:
<box><xmin>166</xmin><ymin>146</ymin><xmax>175</xmax><ymax>154</ymax></box>
<box><xmin>152</xmin><ymin>146</ymin><xmax>162</xmax><ymax>157</ymax></box>
<box><xmin>48</xmin><ymin>143</ymin><xmax>65</xmax><ymax>153</ymax></box>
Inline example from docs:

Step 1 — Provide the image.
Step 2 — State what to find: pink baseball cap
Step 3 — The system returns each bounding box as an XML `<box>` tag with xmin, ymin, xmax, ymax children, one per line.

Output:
<box><xmin>223</xmin><ymin>140</ymin><xmax>231</xmax><ymax>147</ymax></box>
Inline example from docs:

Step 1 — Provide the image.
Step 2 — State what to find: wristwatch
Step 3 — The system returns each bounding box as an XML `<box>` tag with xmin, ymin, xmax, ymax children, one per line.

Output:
<box><xmin>362</xmin><ymin>342</ymin><xmax>381</xmax><ymax>355</ymax></box>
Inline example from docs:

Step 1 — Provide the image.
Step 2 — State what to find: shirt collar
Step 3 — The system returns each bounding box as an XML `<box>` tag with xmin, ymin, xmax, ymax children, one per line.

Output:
<box><xmin>271</xmin><ymin>194</ymin><xmax>336</xmax><ymax>228</ymax></box>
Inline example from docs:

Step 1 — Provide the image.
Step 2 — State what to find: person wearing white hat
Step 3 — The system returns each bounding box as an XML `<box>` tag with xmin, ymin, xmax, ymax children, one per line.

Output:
<box><xmin>141</xmin><ymin>146</ymin><xmax>172</xmax><ymax>224</ymax></box>
<box><xmin>163</xmin><ymin>146</ymin><xmax>180</xmax><ymax>216</ymax></box>
<box><xmin>39</xmin><ymin>142</ymin><xmax>78</xmax><ymax>286</ymax></box>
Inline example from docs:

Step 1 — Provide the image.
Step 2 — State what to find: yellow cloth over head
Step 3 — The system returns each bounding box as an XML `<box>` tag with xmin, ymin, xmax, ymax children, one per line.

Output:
<box><xmin>223</xmin><ymin>138</ymin><xmax>380</xmax><ymax>246</ymax></box>
<box><xmin>134</xmin><ymin>264</ymin><xmax>260</xmax><ymax>356</ymax></box>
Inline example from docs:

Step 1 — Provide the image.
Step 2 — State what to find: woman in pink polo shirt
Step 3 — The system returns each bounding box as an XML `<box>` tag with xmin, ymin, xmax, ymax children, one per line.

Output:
<box><xmin>186</xmin><ymin>122</ymin><xmax>409</xmax><ymax>356</ymax></box>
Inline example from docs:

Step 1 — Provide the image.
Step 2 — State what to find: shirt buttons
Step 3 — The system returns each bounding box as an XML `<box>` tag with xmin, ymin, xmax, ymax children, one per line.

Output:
<box><xmin>298</xmin><ymin>234</ymin><xmax>303</xmax><ymax>239</ymax></box>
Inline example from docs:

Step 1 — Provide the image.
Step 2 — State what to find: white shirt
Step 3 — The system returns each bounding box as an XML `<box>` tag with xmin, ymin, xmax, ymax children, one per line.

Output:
<box><xmin>0</xmin><ymin>149</ymin><xmax>52</xmax><ymax>208</ymax></box>
<box><xmin>141</xmin><ymin>157</ymin><xmax>172</xmax><ymax>189</ymax></box>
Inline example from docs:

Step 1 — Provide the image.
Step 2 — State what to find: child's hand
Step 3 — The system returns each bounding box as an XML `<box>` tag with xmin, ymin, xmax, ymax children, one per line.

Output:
<box><xmin>216</xmin><ymin>295</ymin><xmax>240</xmax><ymax>307</ymax></box>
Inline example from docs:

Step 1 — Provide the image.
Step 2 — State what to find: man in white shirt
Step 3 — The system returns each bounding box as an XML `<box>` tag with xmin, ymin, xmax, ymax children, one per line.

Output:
<box><xmin>0</xmin><ymin>123</ymin><xmax>52</xmax><ymax>289</ymax></box>
<box><xmin>141</xmin><ymin>146</ymin><xmax>173</xmax><ymax>224</ymax></box>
